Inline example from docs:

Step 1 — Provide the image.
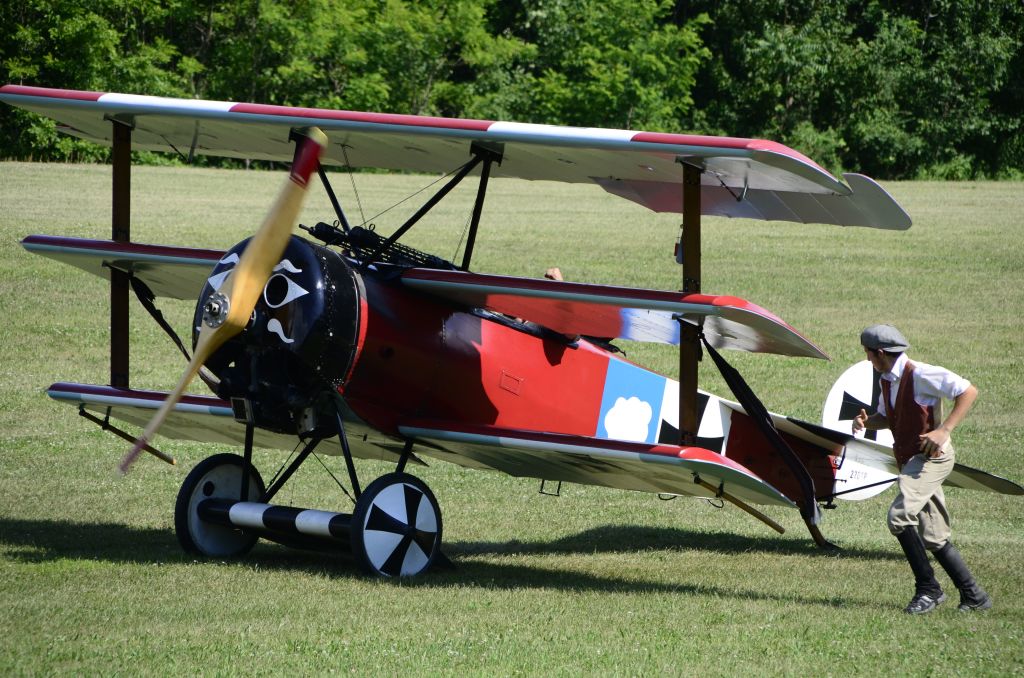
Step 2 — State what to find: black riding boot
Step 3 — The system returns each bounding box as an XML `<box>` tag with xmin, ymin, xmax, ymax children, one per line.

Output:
<box><xmin>934</xmin><ymin>541</ymin><xmax>992</xmax><ymax>611</ymax></box>
<box><xmin>895</xmin><ymin>528</ymin><xmax>946</xmax><ymax>614</ymax></box>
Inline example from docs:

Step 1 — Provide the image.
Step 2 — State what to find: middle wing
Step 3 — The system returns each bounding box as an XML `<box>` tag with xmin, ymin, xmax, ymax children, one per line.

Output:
<box><xmin>402</xmin><ymin>268</ymin><xmax>827</xmax><ymax>358</ymax></box>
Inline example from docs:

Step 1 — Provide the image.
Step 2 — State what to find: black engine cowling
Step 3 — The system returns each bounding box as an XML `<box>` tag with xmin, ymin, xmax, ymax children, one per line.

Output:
<box><xmin>194</xmin><ymin>235</ymin><xmax>362</xmax><ymax>434</ymax></box>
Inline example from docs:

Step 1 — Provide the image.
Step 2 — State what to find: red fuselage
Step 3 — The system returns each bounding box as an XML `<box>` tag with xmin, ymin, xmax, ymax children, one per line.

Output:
<box><xmin>342</xmin><ymin>273</ymin><xmax>613</xmax><ymax>439</ymax></box>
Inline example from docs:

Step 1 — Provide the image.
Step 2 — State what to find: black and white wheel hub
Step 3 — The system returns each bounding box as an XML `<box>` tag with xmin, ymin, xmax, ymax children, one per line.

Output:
<box><xmin>351</xmin><ymin>473</ymin><xmax>442</xmax><ymax>577</ymax></box>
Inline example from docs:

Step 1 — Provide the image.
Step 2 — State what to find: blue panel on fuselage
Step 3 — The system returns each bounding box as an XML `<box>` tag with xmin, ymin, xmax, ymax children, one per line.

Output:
<box><xmin>596</xmin><ymin>358</ymin><xmax>667</xmax><ymax>444</ymax></box>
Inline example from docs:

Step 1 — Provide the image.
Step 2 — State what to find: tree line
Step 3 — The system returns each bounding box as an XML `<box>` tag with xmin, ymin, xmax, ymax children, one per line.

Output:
<box><xmin>2</xmin><ymin>0</ymin><xmax>1021</xmax><ymax>179</ymax></box>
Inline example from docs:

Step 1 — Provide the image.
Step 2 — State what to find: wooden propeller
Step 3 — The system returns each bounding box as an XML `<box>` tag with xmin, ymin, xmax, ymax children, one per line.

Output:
<box><xmin>120</xmin><ymin>127</ymin><xmax>328</xmax><ymax>473</ymax></box>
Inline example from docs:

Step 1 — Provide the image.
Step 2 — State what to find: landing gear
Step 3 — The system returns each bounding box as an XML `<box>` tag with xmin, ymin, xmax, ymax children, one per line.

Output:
<box><xmin>351</xmin><ymin>473</ymin><xmax>442</xmax><ymax>577</ymax></box>
<box><xmin>173</xmin><ymin>443</ymin><xmax>447</xmax><ymax>577</ymax></box>
<box><xmin>175</xmin><ymin>452</ymin><xmax>265</xmax><ymax>557</ymax></box>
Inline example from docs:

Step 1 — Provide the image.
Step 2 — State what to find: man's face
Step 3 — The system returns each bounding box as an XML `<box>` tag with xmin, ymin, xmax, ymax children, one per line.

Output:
<box><xmin>864</xmin><ymin>347</ymin><xmax>892</xmax><ymax>372</ymax></box>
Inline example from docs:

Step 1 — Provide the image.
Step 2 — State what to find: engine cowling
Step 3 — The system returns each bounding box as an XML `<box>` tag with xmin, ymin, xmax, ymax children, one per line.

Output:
<box><xmin>194</xmin><ymin>235</ymin><xmax>362</xmax><ymax>434</ymax></box>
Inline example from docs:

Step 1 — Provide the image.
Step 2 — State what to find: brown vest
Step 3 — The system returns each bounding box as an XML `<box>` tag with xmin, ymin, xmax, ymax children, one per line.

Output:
<box><xmin>881</xmin><ymin>361</ymin><xmax>936</xmax><ymax>467</ymax></box>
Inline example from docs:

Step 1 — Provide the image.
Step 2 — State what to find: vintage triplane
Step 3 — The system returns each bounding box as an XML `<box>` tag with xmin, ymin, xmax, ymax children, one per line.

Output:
<box><xmin>3</xmin><ymin>84</ymin><xmax>1020</xmax><ymax>577</ymax></box>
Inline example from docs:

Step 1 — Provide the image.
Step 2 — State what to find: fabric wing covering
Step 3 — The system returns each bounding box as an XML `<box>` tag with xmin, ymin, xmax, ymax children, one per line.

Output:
<box><xmin>401</xmin><ymin>268</ymin><xmax>828</xmax><ymax>358</ymax></box>
<box><xmin>399</xmin><ymin>422</ymin><xmax>795</xmax><ymax>506</ymax></box>
<box><xmin>0</xmin><ymin>85</ymin><xmax>910</xmax><ymax>229</ymax></box>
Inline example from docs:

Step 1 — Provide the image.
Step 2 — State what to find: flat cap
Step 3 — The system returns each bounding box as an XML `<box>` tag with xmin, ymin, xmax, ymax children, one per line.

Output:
<box><xmin>860</xmin><ymin>324</ymin><xmax>910</xmax><ymax>352</ymax></box>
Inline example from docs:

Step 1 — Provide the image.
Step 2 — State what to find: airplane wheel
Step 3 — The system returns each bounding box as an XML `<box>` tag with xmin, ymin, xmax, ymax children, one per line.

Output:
<box><xmin>350</xmin><ymin>472</ymin><xmax>442</xmax><ymax>577</ymax></box>
<box><xmin>175</xmin><ymin>453</ymin><xmax>265</xmax><ymax>558</ymax></box>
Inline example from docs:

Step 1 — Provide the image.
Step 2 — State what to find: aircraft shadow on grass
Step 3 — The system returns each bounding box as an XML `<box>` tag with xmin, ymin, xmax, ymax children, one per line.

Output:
<box><xmin>449</xmin><ymin>523</ymin><xmax>894</xmax><ymax>560</ymax></box>
<box><xmin>0</xmin><ymin>516</ymin><xmax>898</xmax><ymax>607</ymax></box>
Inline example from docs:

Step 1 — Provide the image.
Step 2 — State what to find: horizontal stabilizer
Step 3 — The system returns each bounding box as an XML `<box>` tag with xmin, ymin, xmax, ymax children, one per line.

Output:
<box><xmin>402</xmin><ymin>269</ymin><xmax>827</xmax><ymax>358</ymax></box>
<box><xmin>1</xmin><ymin>85</ymin><xmax>910</xmax><ymax>228</ymax></box>
<box><xmin>840</xmin><ymin>436</ymin><xmax>1024</xmax><ymax>495</ymax></box>
<box><xmin>23</xmin><ymin>235</ymin><xmax>222</xmax><ymax>299</ymax></box>
<box><xmin>717</xmin><ymin>401</ymin><xmax>1023</xmax><ymax>497</ymax></box>
<box><xmin>400</xmin><ymin>420</ymin><xmax>795</xmax><ymax>507</ymax></box>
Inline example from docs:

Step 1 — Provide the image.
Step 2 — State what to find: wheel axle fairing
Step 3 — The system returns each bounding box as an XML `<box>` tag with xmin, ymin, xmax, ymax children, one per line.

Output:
<box><xmin>194</xmin><ymin>235</ymin><xmax>363</xmax><ymax>434</ymax></box>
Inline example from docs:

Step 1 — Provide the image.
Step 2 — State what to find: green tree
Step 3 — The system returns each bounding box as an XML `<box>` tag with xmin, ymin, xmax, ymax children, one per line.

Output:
<box><xmin>472</xmin><ymin>0</ymin><xmax>709</xmax><ymax>130</ymax></box>
<box><xmin>0</xmin><ymin>0</ymin><xmax>198</xmax><ymax>160</ymax></box>
<box><xmin>682</xmin><ymin>0</ymin><xmax>1024</xmax><ymax>178</ymax></box>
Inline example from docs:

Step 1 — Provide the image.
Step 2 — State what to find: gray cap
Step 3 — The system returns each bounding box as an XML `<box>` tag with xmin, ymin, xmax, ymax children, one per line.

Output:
<box><xmin>860</xmin><ymin>324</ymin><xmax>910</xmax><ymax>352</ymax></box>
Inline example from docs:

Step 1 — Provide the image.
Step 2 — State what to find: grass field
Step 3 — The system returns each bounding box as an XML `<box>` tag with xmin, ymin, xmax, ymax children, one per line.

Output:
<box><xmin>1</xmin><ymin>161</ymin><xmax>1022</xmax><ymax>676</ymax></box>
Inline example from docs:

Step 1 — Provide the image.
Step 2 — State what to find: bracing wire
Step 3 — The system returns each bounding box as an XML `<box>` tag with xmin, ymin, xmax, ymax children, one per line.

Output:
<box><xmin>341</xmin><ymin>145</ymin><xmax>367</xmax><ymax>226</ymax></box>
<box><xmin>311</xmin><ymin>451</ymin><xmax>356</xmax><ymax>507</ymax></box>
<box><xmin>452</xmin><ymin>211</ymin><xmax>473</xmax><ymax>263</ymax></box>
<box><xmin>351</xmin><ymin>160</ymin><xmax>471</xmax><ymax>228</ymax></box>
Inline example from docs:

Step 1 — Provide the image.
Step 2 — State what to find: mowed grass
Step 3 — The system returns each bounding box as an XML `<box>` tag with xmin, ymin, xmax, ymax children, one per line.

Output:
<box><xmin>1</xmin><ymin>161</ymin><xmax>1022</xmax><ymax>676</ymax></box>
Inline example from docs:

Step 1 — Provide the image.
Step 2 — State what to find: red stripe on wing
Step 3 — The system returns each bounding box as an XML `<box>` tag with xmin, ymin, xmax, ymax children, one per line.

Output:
<box><xmin>0</xmin><ymin>85</ymin><xmax>105</xmax><ymax>101</ymax></box>
<box><xmin>230</xmin><ymin>102</ymin><xmax>494</xmax><ymax>131</ymax></box>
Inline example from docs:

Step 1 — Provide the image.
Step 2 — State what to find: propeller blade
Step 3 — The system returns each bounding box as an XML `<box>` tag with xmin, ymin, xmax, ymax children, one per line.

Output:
<box><xmin>120</xmin><ymin>127</ymin><xmax>328</xmax><ymax>473</ymax></box>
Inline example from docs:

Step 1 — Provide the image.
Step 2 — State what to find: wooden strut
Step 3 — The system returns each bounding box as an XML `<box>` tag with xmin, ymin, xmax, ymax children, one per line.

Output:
<box><xmin>695</xmin><ymin>477</ymin><xmax>785</xmax><ymax>534</ymax></box>
<box><xmin>678</xmin><ymin>160</ymin><xmax>703</xmax><ymax>446</ymax></box>
<box><xmin>110</xmin><ymin>120</ymin><xmax>132</xmax><ymax>388</ymax></box>
<box><xmin>675</xmin><ymin>163</ymin><xmax>786</xmax><ymax>536</ymax></box>
<box><xmin>78</xmin><ymin>407</ymin><xmax>175</xmax><ymax>465</ymax></box>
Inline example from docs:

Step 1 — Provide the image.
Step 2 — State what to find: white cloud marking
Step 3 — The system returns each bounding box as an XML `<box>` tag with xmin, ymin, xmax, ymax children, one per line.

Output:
<box><xmin>604</xmin><ymin>396</ymin><xmax>653</xmax><ymax>442</ymax></box>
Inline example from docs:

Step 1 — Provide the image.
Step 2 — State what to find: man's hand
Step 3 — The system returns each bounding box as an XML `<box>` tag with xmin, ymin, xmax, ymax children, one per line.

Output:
<box><xmin>919</xmin><ymin>428</ymin><xmax>950</xmax><ymax>458</ymax></box>
<box><xmin>917</xmin><ymin>384</ymin><xmax>977</xmax><ymax>458</ymax></box>
<box><xmin>853</xmin><ymin>408</ymin><xmax>869</xmax><ymax>434</ymax></box>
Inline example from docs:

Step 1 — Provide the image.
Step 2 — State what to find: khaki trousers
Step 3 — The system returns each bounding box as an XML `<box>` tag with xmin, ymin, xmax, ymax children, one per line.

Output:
<box><xmin>887</xmin><ymin>447</ymin><xmax>954</xmax><ymax>550</ymax></box>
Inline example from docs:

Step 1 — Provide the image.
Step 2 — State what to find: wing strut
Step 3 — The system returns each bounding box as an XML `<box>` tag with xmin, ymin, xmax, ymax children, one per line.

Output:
<box><xmin>111</xmin><ymin>116</ymin><xmax>132</xmax><ymax>388</ymax></box>
<box><xmin>361</xmin><ymin>142</ymin><xmax>503</xmax><ymax>269</ymax></box>
<box><xmin>460</xmin><ymin>143</ymin><xmax>503</xmax><ymax>271</ymax></box>
<box><xmin>701</xmin><ymin>336</ymin><xmax>839</xmax><ymax>550</ymax></box>
<box><xmin>694</xmin><ymin>476</ymin><xmax>785</xmax><ymax>534</ymax></box>
<box><xmin>317</xmin><ymin>163</ymin><xmax>353</xmax><ymax>234</ymax></box>
<box><xmin>677</xmin><ymin>159</ymin><xmax>703</xmax><ymax>445</ymax></box>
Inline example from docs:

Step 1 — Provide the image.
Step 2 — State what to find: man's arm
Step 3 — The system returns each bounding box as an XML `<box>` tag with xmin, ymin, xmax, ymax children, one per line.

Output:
<box><xmin>919</xmin><ymin>384</ymin><xmax>978</xmax><ymax>457</ymax></box>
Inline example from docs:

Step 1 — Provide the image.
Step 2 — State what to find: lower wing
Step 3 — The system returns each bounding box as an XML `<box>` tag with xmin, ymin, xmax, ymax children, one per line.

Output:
<box><xmin>46</xmin><ymin>382</ymin><xmax>409</xmax><ymax>464</ymax></box>
<box><xmin>399</xmin><ymin>420</ymin><xmax>794</xmax><ymax>508</ymax></box>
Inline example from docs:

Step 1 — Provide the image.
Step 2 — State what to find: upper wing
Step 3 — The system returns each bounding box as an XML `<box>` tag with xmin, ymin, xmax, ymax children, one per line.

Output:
<box><xmin>399</xmin><ymin>420</ymin><xmax>795</xmax><ymax>507</ymax></box>
<box><xmin>402</xmin><ymin>268</ymin><xmax>827</xmax><ymax>358</ymax></box>
<box><xmin>0</xmin><ymin>85</ymin><xmax>910</xmax><ymax>229</ymax></box>
<box><xmin>22</xmin><ymin>235</ymin><xmax>223</xmax><ymax>299</ymax></box>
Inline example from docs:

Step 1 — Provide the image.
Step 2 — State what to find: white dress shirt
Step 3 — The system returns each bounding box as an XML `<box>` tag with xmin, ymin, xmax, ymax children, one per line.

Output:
<box><xmin>877</xmin><ymin>352</ymin><xmax>971</xmax><ymax>418</ymax></box>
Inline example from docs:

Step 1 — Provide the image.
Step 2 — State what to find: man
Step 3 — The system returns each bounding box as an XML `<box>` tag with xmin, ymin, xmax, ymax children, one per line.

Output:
<box><xmin>853</xmin><ymin>324</ymin><xmax>990</xmax><ymax>614</ymax></box>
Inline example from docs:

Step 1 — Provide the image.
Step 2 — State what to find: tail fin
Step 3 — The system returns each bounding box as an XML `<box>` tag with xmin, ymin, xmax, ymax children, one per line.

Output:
<box><xmin>820</xmin><ymin>360</ymin><xmax>898</xmax><ymax>500</ymax></box>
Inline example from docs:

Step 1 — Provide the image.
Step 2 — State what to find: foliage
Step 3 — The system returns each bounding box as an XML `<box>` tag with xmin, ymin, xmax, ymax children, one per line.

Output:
<box><xmin>683</xmin><ymin>0</ymin><xmax>1024</xmax><ymax>178</ymax></box>
<box><xmin>1</xmin><ymin>0</ymin><xmax>1022</xmax><ymax>177</ymax></box>
<box><xmin>467</xmin><ymin>0</ymin><xmax>709</xmax><ymax>130</ymax></box>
